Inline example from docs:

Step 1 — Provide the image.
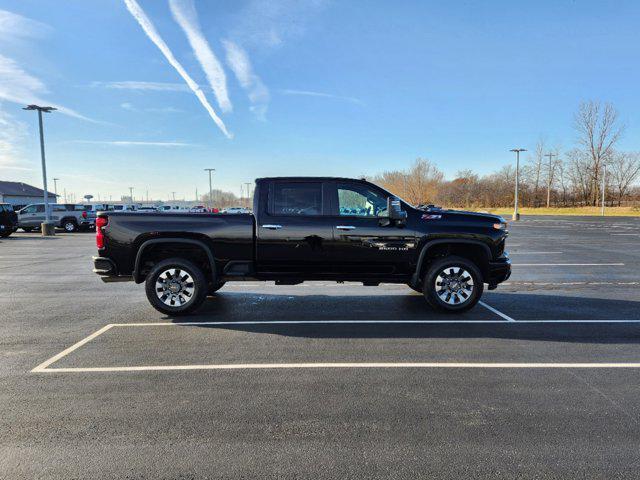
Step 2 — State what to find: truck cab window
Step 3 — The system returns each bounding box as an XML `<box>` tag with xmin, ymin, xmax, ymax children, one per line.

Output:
<box><xmin>338</xmin><ymin>185</ymin><xmax>387</xmax><ymax>217</ymax></box>
<box><xmin>272</xmin><ymin>182</ymin><xmax>322</xmax><ymax>216</ymax></box>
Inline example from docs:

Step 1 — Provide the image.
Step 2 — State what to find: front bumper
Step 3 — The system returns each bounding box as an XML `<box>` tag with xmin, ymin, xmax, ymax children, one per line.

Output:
<box><xmin>487</xmin><ymin>255</ymin><xmax>511</xmax><ymax>289</ymax></box>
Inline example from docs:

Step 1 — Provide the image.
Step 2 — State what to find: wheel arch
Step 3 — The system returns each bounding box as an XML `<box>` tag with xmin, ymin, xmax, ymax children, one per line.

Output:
<box><xmin>60</xmin><ymin>216</ymin><xmax>78</xmax><ymax>226</ymax></box>
<box><xmin>412</xmin><ymin>239</ymin><xmax>491</xmax><ymax>286</ymax></box>
<box><xmin>133</xmin><ymin>237</ymin><xmax>216</xmax><ymax>284</ymax></box>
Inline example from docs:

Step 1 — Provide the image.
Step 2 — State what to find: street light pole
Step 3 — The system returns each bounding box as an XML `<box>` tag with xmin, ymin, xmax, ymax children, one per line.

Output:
<box><xmin>53</xmin><ymin>178</ymin><xmax>59</xmax><ymax>201</ymax></box>
<box><xmin>128</xmin><ymin>186</ymin><xmax>134</xmax><ymax>202</ymax></box>
<box><xmin>244</xmin><ymin>182</ymin><xmax>252</xmax><ymax>208</ymax></box>
<box><xmin>510</xmin><ymin>148</ymin><xmax>526</xmax><ymax>221</ymax></box>
<box><xmin>544</xmin><ymin>152</ymin><xmax>556</xmax><ymax>208</ymax></box>
<box><xmin>204</xmin><ymin>168</ymin><xmax>215</xmax><ymax>209</ymax></box>
<box><xmin>601</xmin><ymin>164</ymin><xmax>607</xmax><ymax>216</ymax></box>
<box><xmin>23</xmin><ymin>105</ymin><xmax>57</xmax><ymax>235</ymax></box>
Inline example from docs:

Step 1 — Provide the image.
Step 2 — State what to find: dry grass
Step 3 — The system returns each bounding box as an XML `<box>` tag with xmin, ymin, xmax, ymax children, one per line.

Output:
<box><xmin>468</xmin><ymin>206</ymin><xmax>640</xmax><ymax>217</ymax></box>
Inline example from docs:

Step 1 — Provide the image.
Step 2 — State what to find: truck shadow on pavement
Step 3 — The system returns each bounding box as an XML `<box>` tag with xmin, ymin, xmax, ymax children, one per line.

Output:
<box><xmin>166</xmin><ymin>291</ymin><xmax>640</xmax><ymax>343</ymax></box>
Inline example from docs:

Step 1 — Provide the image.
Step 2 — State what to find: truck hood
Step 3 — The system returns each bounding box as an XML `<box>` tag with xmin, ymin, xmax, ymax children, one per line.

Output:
<box><xmin>419</xmin><ymin>207</ymin><xmax>505</xmax><ymax>224</ymax></box>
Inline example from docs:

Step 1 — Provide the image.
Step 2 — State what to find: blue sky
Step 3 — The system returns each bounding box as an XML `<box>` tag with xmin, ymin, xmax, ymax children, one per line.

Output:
<box><xmin>1</xmin><ymin>0</ymin><xmax>639</xmax><ymax>202</ymax></box>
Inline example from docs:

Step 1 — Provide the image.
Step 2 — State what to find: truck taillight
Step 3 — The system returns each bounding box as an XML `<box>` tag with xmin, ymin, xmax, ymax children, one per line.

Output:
<box><xmin>96</xmin><ymin>216</ymin><xmax>108</xmax><ymax>249</ymax></box>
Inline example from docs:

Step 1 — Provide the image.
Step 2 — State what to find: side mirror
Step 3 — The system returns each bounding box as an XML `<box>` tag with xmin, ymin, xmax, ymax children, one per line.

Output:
<box><xmin>387</xmin><ymin>196</ymin><xmax>407</xmax><ymax>225</ymax></box>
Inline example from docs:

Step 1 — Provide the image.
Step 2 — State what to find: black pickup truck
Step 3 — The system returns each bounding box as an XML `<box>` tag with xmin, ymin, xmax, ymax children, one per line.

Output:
<box><xmin>93</xmin><ymin>177</ymin><xmax>510</xmax><ymax>315</ymax></box>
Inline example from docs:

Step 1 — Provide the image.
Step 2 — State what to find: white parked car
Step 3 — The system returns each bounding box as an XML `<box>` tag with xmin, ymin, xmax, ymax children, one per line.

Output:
<box><xmin>222</xmin><ymin>207</ymin><xmax>251</xmax><ymax>214</ymax></box>
<box><xmin>189</xmin><ymin>205</ymin><xmax>208</xmax><ymax>213</ymax></box>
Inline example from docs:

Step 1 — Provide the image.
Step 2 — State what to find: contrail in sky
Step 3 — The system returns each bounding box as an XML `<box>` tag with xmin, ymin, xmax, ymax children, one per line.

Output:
<box><xmin>168</xmin><ymin>0</ymin><xmax>231</xmax><ymax>113</ymax></box>
<box><xmin>222</xmin><ymin>39</ymin><xmax>269</xmax><ymax>120</ymax></box>
<box><xmin>122</xmin><ymin>0</ymin><xmax>231</xmax><ymax>138</ymax></box>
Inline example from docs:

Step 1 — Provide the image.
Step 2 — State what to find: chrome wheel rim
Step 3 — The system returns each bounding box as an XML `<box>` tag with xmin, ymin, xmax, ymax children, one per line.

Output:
<box><xmin>64</xmin><ymin>222</ymin><xmax>75</xmax><ymax>231</ymax></box>
<box><xmin>435</xmin><ymin>266</ymin><xmax>474</xmax><ymax>305</ymax></box>
<box><xmin>155</xmin><ymin>268</ymin><xmax>195</xmax><ymax>307</ymax></box>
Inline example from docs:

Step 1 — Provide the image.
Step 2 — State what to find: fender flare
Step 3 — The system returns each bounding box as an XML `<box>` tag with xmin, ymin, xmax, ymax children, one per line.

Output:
<box><xmin>133</xmin><ymin>237</ymin><xmax>216</xmax><ymax>283</ymax></box>
<box><xmin>411</xmin><ymin>238</ymin><xmax>491</xmax><ymax>285</ymax></box>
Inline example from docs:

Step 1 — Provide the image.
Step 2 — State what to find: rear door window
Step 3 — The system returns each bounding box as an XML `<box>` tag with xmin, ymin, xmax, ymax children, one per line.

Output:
<box><xmin>270</xmin><ymin>182</ymin><xmax>323</xmax><ymax>216</ymax></box>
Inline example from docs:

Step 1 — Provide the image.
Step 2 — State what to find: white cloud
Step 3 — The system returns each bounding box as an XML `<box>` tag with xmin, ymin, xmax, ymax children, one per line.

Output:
<box><xmin>92</xmin><ymin>80</ymin><xmax>189</xmax><ymax>92</ymax></box>
<box><xmin>222</xmin><ymin>39</ymin><xmax>269</xmax><ymax>119</ymax></box>
<box><xmin>0</xmin><ymin>107</ymin><xmax>28</xmax><ymax>169</ymax></box>
<box><xmin>118</xmin><ymin>102</ymin><xmax>182</xmax><ymax>114</ymax></box>
<box><xmin>122</xmin><ymin>0</ymin><xmax>231</xmax><ymax>138</ymax></box>
<box><xmin>168</xmin><ymin>0</ymin><xmax>231</xmax><ymax>113</ymax></box>
<box><xmin>0</xmin><ymin>9</ymin><xmax>52</xmax><ymax>40</ymax></box>
<box><xmin>70</xmin><ymin>140</ymin><xmax>196</xmax><ymax>147</ymax></box>
<box><xmin>0</xmin><ymin>54</ymin><xmax>93</xmax><ymax>121</ymax></box>
<box><xmin>279</xmin><ymin>89</ymin><xmax>364</xmax><ymax>106</ymax></box>
<box><xmin>228</xmin><ymin>0</ymin><xmax>327</xmax><ymax>49</ymax></box>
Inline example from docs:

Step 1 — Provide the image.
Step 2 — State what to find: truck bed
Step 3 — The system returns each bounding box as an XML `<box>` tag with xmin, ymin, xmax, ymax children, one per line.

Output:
<box><xmin>98</xmin><ymin>212</ymin><xmax>255</xmax><ymax>277</ymax></box>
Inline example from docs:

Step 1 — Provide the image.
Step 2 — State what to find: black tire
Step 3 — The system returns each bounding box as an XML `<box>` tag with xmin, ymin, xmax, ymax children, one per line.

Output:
<box><xmin>62</xmin><ymin>219</ymin><xmax>77</xmax><ymax>232</ymax></box>
<box><xmin>423</xmin><ymin>255</ymin><xmax>483</xmax><ymax>312</ymax></box>
<box><xmin>145</xmin><ymin>258</ymin><xmax>208</xmax><ymax>316</ymax></box>
<box><xmin>0</xmin><ymin>230</ymin><xmax>12</xmax><ymax>238</ymax></box>
<box><xmin>21</xmin><ymin>227</ymin><xmax>33</xmax><ymax>232</ymax></box>
<box><xmin>208</xmin><ymin>281</ymin><xmax>226</xmax><ymax>295</ymax></box>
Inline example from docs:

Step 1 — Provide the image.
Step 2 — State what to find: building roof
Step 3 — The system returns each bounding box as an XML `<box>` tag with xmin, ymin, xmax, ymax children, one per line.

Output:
<box><xmin>0</xmin><ymin>181</ymin><xmax>57</xmax><ymax>197</ymax></box>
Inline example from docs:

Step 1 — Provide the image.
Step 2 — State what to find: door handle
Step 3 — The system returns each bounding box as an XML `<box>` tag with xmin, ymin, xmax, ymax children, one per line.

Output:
<box><xmin>261</xmin><ymin>224</ymin><xmax>283</xmax><ymax>230</ymax></box>
<box><xmin>336</xmin><ymin>225</ymin><xmax>356</xmax><ymax>230</ymax></box>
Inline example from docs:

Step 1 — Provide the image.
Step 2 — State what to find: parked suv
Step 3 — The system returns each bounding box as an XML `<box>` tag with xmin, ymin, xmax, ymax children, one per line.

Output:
<box><xmin>17</xmin><ymin>203</ymin><xmax>96</xmax><ymax>232</ymax></box>
<box><xmin>0</xmin><ymin>203</ymin><xmax>18</xmax><ymax>237</ymax></box>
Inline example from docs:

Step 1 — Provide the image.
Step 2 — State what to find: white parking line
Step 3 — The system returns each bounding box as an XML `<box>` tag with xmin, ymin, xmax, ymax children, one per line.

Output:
<box><xmin>31</xmin><ymin>324</ymin><xmax>114</xmax><ymax>372</ymax></box>
<box><xmin>513</xmin><ymin>263</ymin><xmax>624</xmax><ymax>266</ymax></box>
<box><xmin>31</xmin><ymin>319</ymin><xmax>640</xmax><ymax>373</ymax></box>
<box><xmin>33</xmin><ymin>362</ymin><xmax>640</xmax><ymax>373</ymax></box>
<box><xmin>478</xmin><ymin>301</ymin><xmax>515</xmax><ymax>322</ymax></box>
<box><xmin>509</xmin><ymin>252</ymin><xmax>563</xmax><ymax>254</ymax></box>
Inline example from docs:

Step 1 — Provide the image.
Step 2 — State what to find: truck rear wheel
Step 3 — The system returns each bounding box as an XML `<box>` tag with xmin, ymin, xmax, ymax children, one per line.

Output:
<box><xmin>423</xmin><ymin>255</ymin><xmax>483</xmax><ymax>312</ymax></box>
<box><xmin>62</xmin><ymin>219</ymin><xmax>77</xmax><ymax>232</ymax></box>
<box><xmin>145</xmin><ymin>258</ymin><xmax>208</xmax><ymax>316</ymax></box>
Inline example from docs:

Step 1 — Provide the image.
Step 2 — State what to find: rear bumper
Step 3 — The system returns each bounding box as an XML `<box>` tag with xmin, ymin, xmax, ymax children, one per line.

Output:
<box><xmin>487</xmin><ymin>255</ymin><xmax>511</xmax><ymax>289</ymax></box>
<box><xmin>93</xmin><ymin>256</ymin><xmax>131</xmax><ymax>282</ymax></box>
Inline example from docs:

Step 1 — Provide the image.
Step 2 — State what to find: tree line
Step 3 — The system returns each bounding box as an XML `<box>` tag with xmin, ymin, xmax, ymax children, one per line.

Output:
<box><xmin>373</xmin><ymin>101</ymin><xmax>640</xmax><ymax>208</ymax></box>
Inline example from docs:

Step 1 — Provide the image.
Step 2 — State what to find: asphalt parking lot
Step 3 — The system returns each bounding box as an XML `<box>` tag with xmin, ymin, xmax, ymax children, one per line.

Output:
<box><xmin>1</xmin><ymin>215</ymin><xmax>640</xmax><ymax>479</ymax></box>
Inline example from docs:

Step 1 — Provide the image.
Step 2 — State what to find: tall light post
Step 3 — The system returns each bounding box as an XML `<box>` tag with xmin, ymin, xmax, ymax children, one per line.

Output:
<box><xmin>244</xmin><ymin>182</ymin><xmax>252</xmax><ymax>208</ymax></box>
<box><xmin>23</xmin><ymin>105</ymin><xmax>57</xmax><ymax>235</ymax></box>
<box><xmin>204</xmin><ymin>168</ymin><xmax>215</xmax><ymax>209</ymax></box>
<box><xmin>544</xmin><ymin>152</ymin><xmax>556</xmax><ymax>208</ymax></box>
<box><xmin>53</xmin><ymin>178</ymin><xmax>60</xmax><ymax>200</ymax></box>
<box><xmin>601</xmin><ymin>164</ymin><xmax>607</xmax><ymax>216</ymax></box>
<box><xmin>510</xmin><ymin>148</ymin><xmax>526</xmax><ymax>221</ymax></box>
<box><xmin>128</xmin><ymin>186</ymin><xmax>134</xmax><ymax>202</ymax></box>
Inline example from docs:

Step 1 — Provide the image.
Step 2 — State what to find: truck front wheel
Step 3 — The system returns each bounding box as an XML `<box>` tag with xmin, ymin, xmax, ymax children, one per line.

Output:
<box><xmin>423</xmin><ymin>255</ymin><xmax>483</xmax><ymax>312</ymax></box>
<box><xmin>145</xmin><ymin>258</ymin><xmax>208</xmax><ymax>316</ymax></box>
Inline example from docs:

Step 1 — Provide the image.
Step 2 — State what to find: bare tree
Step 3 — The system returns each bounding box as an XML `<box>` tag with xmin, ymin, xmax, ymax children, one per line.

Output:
<box><xmin>375</xmin><ymin>158</ymin><xmax>443</xmax><ymax>205</ymax></box>
<box><xmin>524</xmin><ymin>140</ymin><xmax>546</xmax><ymax>207</ymax></box>
<box><xmin>609</xmin><ymin>151</ymin><xmax>640</xmax><ymax>206</ymax></box>
<box><xmin>574</xmin><ymin>101</ymin><xmax>624</xmax><ymax>205</ymax></box>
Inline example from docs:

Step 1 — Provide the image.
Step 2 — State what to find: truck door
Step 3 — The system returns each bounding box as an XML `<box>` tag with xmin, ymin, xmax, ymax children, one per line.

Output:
<box><xmin>20</xmin><ymin>204</ymin><xmax>43</xmax><ymax>227</ymax></box>
<box><xmin>256</xmin><ymin>181</ymin><xmax>334</xmax><ymax>274</ymax></box>
<box><xmin>327</xmin><ymin>181</ymin><xmax>416</xmax><ymax>275</ymax></box>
